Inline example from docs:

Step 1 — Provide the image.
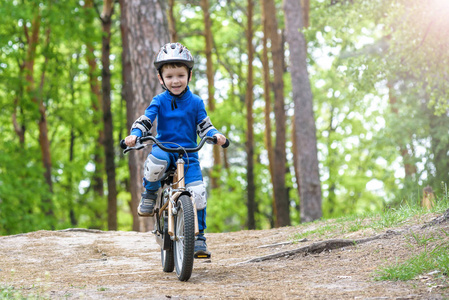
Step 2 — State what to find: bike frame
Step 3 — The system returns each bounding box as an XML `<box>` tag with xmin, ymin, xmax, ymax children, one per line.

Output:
<box><xmin>161</xmin><ymin>154</ymin><xmax>199</xmax><ymax>239</ymax></box>
<box><xmin>121</xmin><ymin>134</ymin><xmax>229</xmax><ymax>281</ymax></box>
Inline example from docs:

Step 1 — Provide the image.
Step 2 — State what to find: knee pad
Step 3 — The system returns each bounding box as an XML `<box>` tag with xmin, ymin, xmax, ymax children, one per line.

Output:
<box><xmin>144</xmin><ymin>154</ymin><xmax>168</xmax><ymax>182</ymax></box>
<box><xmin>186</xmin><ymin>181</ymin><xmax>207</xmax><ymax>210</ymax></box>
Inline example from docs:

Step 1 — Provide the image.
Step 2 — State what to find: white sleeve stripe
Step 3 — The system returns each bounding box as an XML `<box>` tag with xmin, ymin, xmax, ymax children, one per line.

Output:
<box><xmin>197</xmin><ymin>117</ymin><xmax>216</xmax><ymax>138</ymax></box>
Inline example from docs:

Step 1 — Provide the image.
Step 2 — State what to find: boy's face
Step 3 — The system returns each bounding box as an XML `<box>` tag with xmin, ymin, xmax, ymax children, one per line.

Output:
<box><xmin>158</xmin><ymin>65</ymin><xmax>192</xmax><ymax>95</ymax></box>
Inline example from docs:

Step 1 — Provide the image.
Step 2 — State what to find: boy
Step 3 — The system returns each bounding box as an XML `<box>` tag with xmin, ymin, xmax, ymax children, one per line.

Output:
<box><xmin>124</xmin><ymin>42</ymin><xmax>227</xmax><ymax>256</ymax></box>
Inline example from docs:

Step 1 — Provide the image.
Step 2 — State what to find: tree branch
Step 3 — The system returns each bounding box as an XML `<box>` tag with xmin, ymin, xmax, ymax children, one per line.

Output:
<box><xmin>422</xmin><ymin>208</ymin><xmax>449</xmax><ymax>229</ymax></box>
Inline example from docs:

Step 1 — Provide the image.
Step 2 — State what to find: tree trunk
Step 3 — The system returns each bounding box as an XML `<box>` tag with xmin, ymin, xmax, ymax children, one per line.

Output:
<box><xmin>68</xmin><ymin>65</ymin><xmax>78</xmax><ymax>226</ymax></box>
<box><xmin>84</xmin><ymin>0</ymin><xmax>105</xmax><ymax>200</ymax></box>
<box><xmin>291</xmin><ymin>118</ymin><xmax>301</xmax><ymax>212</ymax></box>
<box><xmin>201</xmin><ymin>0</ymin><xmax>221</xmax><ymax>189</ymax></box>
<box><xmin>245</xmin><ymin>0</ymin><xmax>256</xmax><ymax>230</ymax></box>
<box><xmin>101</xmin><ymin>0</ymin><xmax>118</xmax><ymax>230</ymax></box>
<box><xmin>265</xmin><ymin>0</ymin><xmax>290</xmax><ymax>227</ymax></box>
<box><xmin>120</xmin><ymin>0</ymin><xmax>170</xmax><ymax>232</ymax></box>
<box><xmin>168</xmin><ymin>0</ymin><xmax>178</xmax><ymax>42</ymax></box>
<box><xmin>291</xmin><ymin>0</ymin><xmax>309</xmax><ymax>208</ymax></box>
<box><xmin>300</xmin><ymin>0</ymin><xmax>309</xmax><ymax>28</ymax></box>
<box><xmin>428</xmin><ymin>110</ymin><xmax>449</xmax><ymax>188</ymax></box>
<box><xmin>260</xmin><ymin>0</ymin><xmax>276</xmax><ymax>225</ymax></box>
<box><xmin>387</xmin><ymin>82</ymin><xmax>416</xmax><ymax>177</ymax></box>
<box><xmin>119</xmin><ymin>0</ymin><xmax>138</xmax><ymax>232</ymax></box>
<box><xmin>24</xmin><ymin>10</ymin><xmax>54</xmax><ymax>217</ymax></box>
<box><xmin>283</xmin><ymin>0</ymin><xmax>322</xmax><ymax>223</ymax></box>
<box><xmin>12</xmin><ymin>65</ymin><xmax>25</xmax><ymax>145</ymax></box>
<box><xmin>326</xmin><ymin>106</ymin><xmax>337</xmax><ymax>216</ymax></box>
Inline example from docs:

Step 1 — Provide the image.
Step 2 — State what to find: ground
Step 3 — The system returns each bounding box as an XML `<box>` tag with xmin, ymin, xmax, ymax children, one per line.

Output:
<box><xmin>1</xmin><ymin>212</ymin><xmax>448</xmax><ymax>299</ymax></box>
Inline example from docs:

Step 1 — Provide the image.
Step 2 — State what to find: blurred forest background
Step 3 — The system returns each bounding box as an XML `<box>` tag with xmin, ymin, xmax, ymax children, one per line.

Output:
<box><xmin>0</xmin><ymin>0</ymin><xmax>448</xmax><ymax>235</ymax></box>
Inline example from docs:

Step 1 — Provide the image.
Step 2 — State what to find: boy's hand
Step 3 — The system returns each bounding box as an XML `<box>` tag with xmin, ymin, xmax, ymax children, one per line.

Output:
<box><xmin>214</xmin><ymin>133</ymin><xmax>227</xmax><ymax>146</ymax></box>
<box><xmin>125</xmin><ymin>135</ymin><xmax>138</xmax><ymax>147</ymax></box>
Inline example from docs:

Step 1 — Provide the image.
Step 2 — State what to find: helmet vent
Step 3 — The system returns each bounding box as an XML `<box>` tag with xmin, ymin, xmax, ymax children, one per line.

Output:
<box><xmin>154</xmin><ymin>42</ymin><xmax>194</xmax><ymax>70</ymax></box>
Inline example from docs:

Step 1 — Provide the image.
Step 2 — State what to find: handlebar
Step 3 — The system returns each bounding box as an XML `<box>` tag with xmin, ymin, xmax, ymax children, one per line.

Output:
<box><xmin>120</xmin><ymin>135</ymin><xmax>230</xmax><ymax>154</ymax></box>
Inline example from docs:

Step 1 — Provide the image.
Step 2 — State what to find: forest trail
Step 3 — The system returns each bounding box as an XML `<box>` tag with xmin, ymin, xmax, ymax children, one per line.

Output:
<box><xmin>1</xmin><ymin>212</ymin><xmax>448</xmax><ymax>299</ymax></box>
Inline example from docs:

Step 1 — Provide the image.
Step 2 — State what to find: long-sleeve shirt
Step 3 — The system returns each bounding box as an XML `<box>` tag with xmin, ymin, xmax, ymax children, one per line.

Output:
<box><xmin>131</xmin><ymin>87</ymin><xmax>219</xmax><ymax>152</ymax></box>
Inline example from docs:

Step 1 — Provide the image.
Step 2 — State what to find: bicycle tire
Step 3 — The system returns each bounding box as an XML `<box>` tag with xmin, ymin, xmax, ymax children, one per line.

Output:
<box><xmin>161</xmin><ymin>247</ymin><xmax>174</xmax><ymax>272</ymax></box>
<box><xmin>155</xmin><ymin>207</ymin><xmax>175</xmax><ymax>273</ymax></box>
<box><xmin>173</xmin><ymin>195</ymin><xmax>195</xmax><ymax>281</ymax></box>
<box><xmin>161</xmin><ymin>213</ymin><xmax>174</xmax><ymax>272</ymax></box>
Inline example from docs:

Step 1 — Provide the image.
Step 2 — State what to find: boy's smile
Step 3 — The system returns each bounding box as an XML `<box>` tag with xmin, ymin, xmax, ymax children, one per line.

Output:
<box><xmin>158</xmin><ymin>66</ymin><xmax>191</xmax><ymax>95</ymax></box>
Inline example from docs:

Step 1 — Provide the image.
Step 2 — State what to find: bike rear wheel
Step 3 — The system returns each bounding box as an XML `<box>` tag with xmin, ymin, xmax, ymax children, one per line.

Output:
<box><xmin>161</xmin><ymin>214</ymin><xmax>174</xmax><ymax>272</ymax></box>
<box><xmin>161</xmin><ymin>247</ymin><xmax>174</xmax><ymax>272</ymax></box>
<box><xmin>173</xmin><ymin>195</ymin><xmax>195</xmax><ymax>281</ymax></box>
<box><xmin>155</xmin><ymin>208</ymin><xmax>174</xmax><ymax>273</ymax></box>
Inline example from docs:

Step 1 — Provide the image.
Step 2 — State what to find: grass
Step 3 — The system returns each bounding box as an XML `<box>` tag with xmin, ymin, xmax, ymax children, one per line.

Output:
<box><xmin>375</xmin><ymin>243</ymin><xmax>449</xmax><ymax>281</ymax></box>
<box><xmin>291</xmin><ymin>189</ymin><xmax>449</xmax><ymax>283</ymax></box>
<box><xmin>0</xmin><ymin>286</ymin><xmax>15</xmax><ymax>299</ymax></box>
<box><xmin>0</xmin><ymin>285</ymin><xmax>29</xmax><ymax>299</ymax></box>
<box><xmin>373</xmin><ymin>190</ymin><xmax>449</xmax><ymax>282</ymax></box>
<box><xmin>1</xmin><ymin>269</ymin><xmax>53</xmax><ymax>299</ymax></box>
<box><xmin>293</xmin><ymin>188</ymin><xmax>449</xmax><ymax>241</ymax></box>
<box><xmin>406</xmin><ymin>232</ymin><xmax>438</xmax><ymax>247</ymax></box>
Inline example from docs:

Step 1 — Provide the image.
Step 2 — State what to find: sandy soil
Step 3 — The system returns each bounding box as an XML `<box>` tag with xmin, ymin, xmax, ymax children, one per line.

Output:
<box><xmin>1</xmin><ymin>212</ymin><xmax>448</xmax><ymax>299</ymax></box>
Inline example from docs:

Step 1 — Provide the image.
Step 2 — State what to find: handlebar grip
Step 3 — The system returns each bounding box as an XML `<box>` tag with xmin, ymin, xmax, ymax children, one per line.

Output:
<box><xmin>212</xmin><ymin>136</ymin><xmax>230</xmax><ymax>148</ymax></box>
<box><xmin>120</xmin><ymin>139</ymin><xmax>127</xmax><ymax>149</ymax></box>
<box><xmin>222</xmin><ymin>139</ymin><xmax>230</xmax><ymax>148</ymax></box>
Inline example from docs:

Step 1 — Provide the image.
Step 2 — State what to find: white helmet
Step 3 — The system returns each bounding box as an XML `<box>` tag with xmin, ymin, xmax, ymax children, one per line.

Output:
<box><xmin>154</xmin><ymin>42</ymin><xmax>194</xmax><ymax>71</ymax></box>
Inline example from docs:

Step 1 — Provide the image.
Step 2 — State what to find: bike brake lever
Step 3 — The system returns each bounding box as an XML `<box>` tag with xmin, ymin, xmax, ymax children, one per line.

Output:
<box><xmin>123</xmin><ymin>142</ymin><xmax>146</xmax><ymax>154</ymax></box>
<box><xmin>134</xmin><ymin>142</ymin><xmax>145</xmax><ymax>150</ymax></box>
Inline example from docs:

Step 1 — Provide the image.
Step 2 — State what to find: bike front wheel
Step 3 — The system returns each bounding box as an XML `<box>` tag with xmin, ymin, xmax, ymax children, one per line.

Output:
<box><xmin>173</xmin><ymin>195</ymin><xmax>195</xmax><ymax>281</ymax></box>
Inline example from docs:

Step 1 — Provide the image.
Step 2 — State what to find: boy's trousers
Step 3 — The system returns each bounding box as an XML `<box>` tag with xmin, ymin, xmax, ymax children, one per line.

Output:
<box><xmin>142</xmin><ymin>145</ymin><xmax>207</xmax><ymax>231</ymax></box>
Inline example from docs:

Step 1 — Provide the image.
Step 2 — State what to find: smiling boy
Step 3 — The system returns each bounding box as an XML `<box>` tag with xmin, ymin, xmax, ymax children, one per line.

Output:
<box><xmin>124</xmin><ymin>43</ymin><xmax>226</xmax><ymax>257</ymax></box>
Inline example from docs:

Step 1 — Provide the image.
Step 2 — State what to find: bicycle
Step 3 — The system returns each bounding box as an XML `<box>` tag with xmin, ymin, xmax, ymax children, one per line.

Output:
<box><xmin>120</xmin><ymin>135</ymin><xmax>229</xmax><ymax>281</ymax></box>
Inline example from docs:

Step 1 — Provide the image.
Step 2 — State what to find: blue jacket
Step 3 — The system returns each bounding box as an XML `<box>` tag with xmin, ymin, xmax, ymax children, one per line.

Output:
<box><xmin>131</xmin><ymin>87</ymin><xmax>219</xmax><ymax>149</ymax></box>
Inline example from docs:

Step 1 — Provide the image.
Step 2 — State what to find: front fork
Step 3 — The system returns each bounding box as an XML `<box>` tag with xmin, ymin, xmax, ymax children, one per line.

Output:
<box><xmin>167</xmin><ymin>156</ymin><xmax>199</xmax><ymax>237</ymax></box>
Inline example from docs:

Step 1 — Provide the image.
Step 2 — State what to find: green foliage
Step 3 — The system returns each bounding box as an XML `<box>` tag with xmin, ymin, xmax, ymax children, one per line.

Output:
<box><xmin>0</xmin><ymin>0</ymin><xmax>448</xmax><ymax>235</ymax></box>
<box><xmin>0</xmin><ymin>0</ymin><xmax>120</xmax><ymax>234</ymax></box>
<box><xmin>0</xmin><ymin>144</ymin><xmax>52</xmax><ymax>234</ymax></box>
<box><xmin>207</xmin><ymin>184</ymin><xmax>247</xmax><ymax>232</ymax></box>
<box><xmin>309</xmin><ymin>0</ymin><xmax>449</xmax><ymax>220</ymax></box>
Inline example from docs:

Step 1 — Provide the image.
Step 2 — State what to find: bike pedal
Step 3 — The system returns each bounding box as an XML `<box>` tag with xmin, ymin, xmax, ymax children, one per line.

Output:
<box><xmin>194</xmin><ymin>251</ymin><xmax>211</xmax><ymax>259</ymax></box>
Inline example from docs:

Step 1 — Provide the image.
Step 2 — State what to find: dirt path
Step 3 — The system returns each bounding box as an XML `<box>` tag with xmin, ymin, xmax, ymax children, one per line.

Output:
<box><xmin>1</xmin><ymin>213</ymin><xmax>448</xmax><ymax>299</ymax></box>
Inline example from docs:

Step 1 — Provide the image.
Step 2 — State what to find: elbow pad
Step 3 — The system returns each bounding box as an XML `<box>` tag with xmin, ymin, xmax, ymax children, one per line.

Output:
<box><xmin>131</xmin><ymin>115</ymin><xmax>152</xmax><ymax>136</ymax></box>
<box><xmin>196</xmin><ymin>116</ymin><xmax>216</xmax><ymax>139</ymax></box>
